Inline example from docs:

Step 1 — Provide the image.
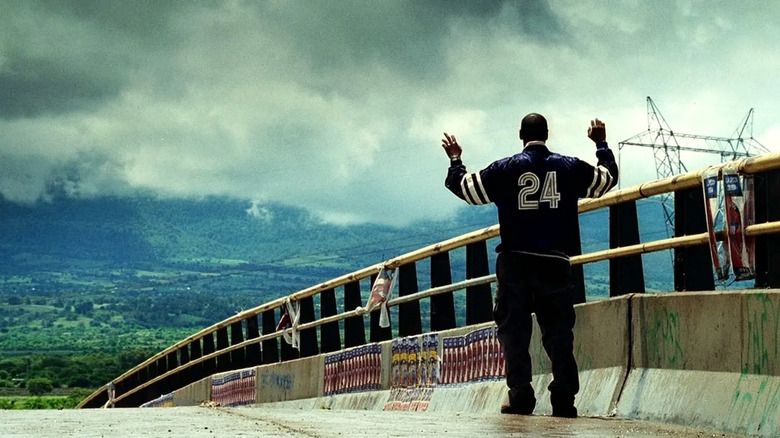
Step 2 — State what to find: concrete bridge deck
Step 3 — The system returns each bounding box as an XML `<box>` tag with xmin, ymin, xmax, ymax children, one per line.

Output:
<box><xmin>0</xmin><ymin>406</ymin><xmax>747</xmax><ymax>437</ymax></box>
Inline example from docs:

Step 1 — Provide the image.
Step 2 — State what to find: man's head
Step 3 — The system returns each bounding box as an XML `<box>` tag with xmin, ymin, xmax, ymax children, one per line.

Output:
<box><xmin>519</xmin><ymin>113</ymin><xmax>548</xmax><ymax>144</ymax></box>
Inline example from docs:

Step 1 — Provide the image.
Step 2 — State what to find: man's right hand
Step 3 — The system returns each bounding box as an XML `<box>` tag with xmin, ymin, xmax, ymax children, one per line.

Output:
<box><xmin>587</xmin><ymin>119</ymin><xmax>606</xmax><ymax>144</ymax></box>
<box><xmin>442</xmin><ymin>132</ymin><xmax>463</xmax><ymax>159</ymax></box>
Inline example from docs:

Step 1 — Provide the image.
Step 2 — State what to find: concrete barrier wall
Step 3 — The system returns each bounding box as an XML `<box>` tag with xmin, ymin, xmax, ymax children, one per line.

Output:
<box><xmin>255</xmin><ymin>355</ymin><xmax>323</xmax><ymax>404</ymax></box>
<box><xmin>252</xmin><ymin>295</ymin><xmax>632</xmax><ymax>417</ymax></box>
<box><xmin>172</xmin><ymin>376</ymin><xmax>211</xmax><ymax>406</ymax></box>
<box><xmin>618</xmin><ymin>290</ymin><xmax>780</xmax><ymax>437</ymax></box>
<box><xmin>743</xmin><ymin>291</ymin><xmax>780</xmax><ymax>376</ymax></box>
<box><xmin>631</xmin><ymin>291</ymin><xmax>744</xmax><ymax>372</ymax></box>
<box><xmin>164</xmin><ymin>290</ymin><xmax>780</xmax><ymax>436</ymax></box>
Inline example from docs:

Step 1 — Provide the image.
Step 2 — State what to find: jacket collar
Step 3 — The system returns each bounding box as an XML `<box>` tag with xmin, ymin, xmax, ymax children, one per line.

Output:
<box><xmin>523</xmin><ymin>140</ymin><xmax>549</xmax><ymax>152</ymax></box>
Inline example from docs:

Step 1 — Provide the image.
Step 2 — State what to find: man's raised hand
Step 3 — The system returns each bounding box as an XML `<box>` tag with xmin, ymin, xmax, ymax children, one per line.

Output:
<box><xmin>587</xmin><ymin>119</ymin><xmax>606</xmax><ymax>144</ymax></box>
<box><xmin>442</xmin><ymin>132</ymin><xmax>463</xmax><ymax>159</ymax></box>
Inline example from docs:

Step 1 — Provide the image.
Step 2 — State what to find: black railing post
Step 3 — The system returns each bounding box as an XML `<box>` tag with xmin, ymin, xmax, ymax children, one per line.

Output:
<box><xmin>165</xmin><ymin>351</ymin><xmax>178</xmax><ymax>393</ymax></box>
<box><xmin>155</xmin><ymin>356</ymin><xmax>166</xmax><ymax>381</ymax></box>
<box><xmin>261</xmin><ymin>309</ymin><xmax>279</xmax><ymax>364</ymax></box>
<box><xmin>344</xmin><ymin>281</ymin><xmax>367</xmax><ymax>348</ymax></box>
<box><xmin>430</xmin><ymin>252</ymin><xmax>456</xmax><ymax>331</ymax></box>
<box><xmin>230</xmin><ymin>321</ymin><xmax>246</xmax><ymax>369</ymax></box>
<box><xmin>674</xmin><ymin>187</ymin><xmax>716</xmax><ymax>291</ymax></box>
<box><xmin>189</xmin><ymin>338</ymin><xmax>203</xmax><ymax>381</ymax></box>
<box><xmin>128</xmin><ymin>371</ymin><xmax>143</xmax><ymax>407</ymax></box>
<box><xmin>369</xmin><ymin>274</ymin><xmax>393</xmax><ymax>343</ymax></box>
<box><xmin>216</xmin><ymin>327</ymin><xmax>231</xmax><ymax>372</ymax></box>
<box><xmin>299</xmin><ymin>296</ymin><xmax>318</xmax><ymax>357</ymax></box>
<box><xmin>398</xmin><ymin>263</ymin><xmax>423</xmax><ymax>337</ymax></box>
<box><xmin>178</xmin><ymin>344</ymin><xmax>190</xmax><ymax>386</ymax></box>
<box><xmin>136</xmin><ymin>366</ymin><xmax>147</xmax><ymax>399</ymax></box>
<box><xmin>609</xmin><ymin>200</ymin><xmax>646</xmax><ymax>296</ymax></box>
<box><xmin>755</xmin><ymin>169</ymin><xmax>780</xmax><ymax>287</ymax></box>
<box><xmin>142</xmin><ymin>363</ymin><xmax>157</xmax><ymax>405</ymax></box>
<box><xmin>154</xmin><ymin>356</ymin><xmax>167</xmax><ymax>395</ymax></box>
<box><xmin>245</xmin><ymin>315</ymin><xmax>262</xmax><ymax>366</ymax></box>
<box><xmin>202</xmin><ymin>332</ymin><xmax>216</xmax><ymax>376</ymax></box>
<box><xmin>319</xmin><ymin>288</ymin><xmax>342</xmax><ymax>353</ymax></box>
<box><xmin>465</xmin><ymin>241</ymin><xmax>493</xmax><ymax>325</ymax></box>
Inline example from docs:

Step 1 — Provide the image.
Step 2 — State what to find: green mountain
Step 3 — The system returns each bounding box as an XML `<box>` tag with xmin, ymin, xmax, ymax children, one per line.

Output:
<box><xmin>0</xmin><ymin>194</ymin><xmax>673</xmax><ymax>356</ymax></box>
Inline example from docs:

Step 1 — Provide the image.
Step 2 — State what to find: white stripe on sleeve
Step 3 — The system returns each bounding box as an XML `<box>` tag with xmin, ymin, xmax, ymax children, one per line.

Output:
<box><xmin>472</xmin><ymin>172</ymin><xmax>491</xmax><ymax>204</ymax></box>
<box><xmin>587</xmin><ymin>165</ymin><xmax>613</xmax><ymax>198</ymax></box>
<box><xmin>463</xmin><ymin>173</ymin><xmax>490</xmax><ymax>205</ymax></box>
<box><xmin>595</xmin><ymin>168</ymin><xmax>614</xmax><ymax>197</ymax></box>
<box><xmin>460</xmin><ymin>175</ymin><xmax>477</xmax><ymax>205</ymax></box>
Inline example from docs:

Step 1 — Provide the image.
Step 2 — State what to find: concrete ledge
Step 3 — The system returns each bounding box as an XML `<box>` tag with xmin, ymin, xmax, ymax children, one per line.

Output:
<box><xmin>258</xmin><ymin>390</ymin><xmax>391</xmax><ymax>411</ymax></box>
<box><xmin>252</xmin><ymin>366</ymin><xmax>627</xmax><ymax>417</ymax></box>
<box><xmin>172</xmin><ymin>376</ymin><xmax>211</xmax><ymax>407</ymax></box>
<box><xmin>617</xmin><ymin>368</ymin><xmax>780</xmax><ymax>437</ymax></box>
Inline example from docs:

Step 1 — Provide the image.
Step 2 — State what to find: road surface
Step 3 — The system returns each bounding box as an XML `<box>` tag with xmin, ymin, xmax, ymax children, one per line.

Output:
<box><xmin>0</xmin><ymin>406</ymin><xmax>746</xmax><ymax>437</ymax></box>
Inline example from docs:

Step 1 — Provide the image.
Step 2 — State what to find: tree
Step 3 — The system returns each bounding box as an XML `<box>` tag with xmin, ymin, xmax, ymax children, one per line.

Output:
<box><xmin>117</xmin><ymin>349</ymin><xmax>156</xmax><ymax>371</ymax></box>
<box><xmin>75</xmin><ymin>301</ymin><xmax>93</xmax><ymax>315</ymax></box>
<box><xmin>26</xmin><ymin>377</ymin><xmax>53</xmax><ymax>396</ymax></box>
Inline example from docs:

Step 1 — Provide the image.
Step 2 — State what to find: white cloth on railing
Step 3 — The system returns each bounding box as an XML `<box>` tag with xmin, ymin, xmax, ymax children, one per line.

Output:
<box><xmin>280</xmin><ymin>298</ymin><xmax>301</xmax><ymax>349</ymax></box>
<box><xmin>102</xmin><ymin>382</ymin><xmax>116</xmax><ymax>408</ymax></box>
<box><xmin>368</xmin><ymin>267</ymin><xmax>396</xmax><ymax>328</ymax></box>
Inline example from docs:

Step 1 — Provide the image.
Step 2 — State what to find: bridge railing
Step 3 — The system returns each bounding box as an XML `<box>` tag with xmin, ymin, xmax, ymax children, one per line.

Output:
<box><xmin>78</xmin><ymin>152</ymin><xmax>780</xmax><ymax>408</ymax></box>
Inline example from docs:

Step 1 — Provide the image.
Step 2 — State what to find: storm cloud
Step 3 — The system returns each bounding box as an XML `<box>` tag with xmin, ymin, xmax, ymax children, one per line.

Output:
<box><xmin>1</xmin><ymin>0</ymin><xmax>778</xmax><ymax>224</ymax></box>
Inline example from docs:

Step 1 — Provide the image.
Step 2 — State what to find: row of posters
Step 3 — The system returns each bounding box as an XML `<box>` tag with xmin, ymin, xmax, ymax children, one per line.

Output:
<box><xmin>440</xmin><ymin>326</ymin><xmax>505</xmax><ymax>385</ymax></box>
<box><xmin>384</xmin><ymin>334</ymin><xmax>439</xmax><ymax>411</ymax></box>
<box><xmin>322</xmin><ymin>327</ymin><xmax>507</xmax><ymax>411</ymax></box>
<box><xmin>211</xmin><ymin>369</ymin><xmax>257</xmax><ymax>407</ymax></box>
<box><xmin>323</xmin><ymin>344</ymin><xmax>383</xmax><ymax>396</ymax></box>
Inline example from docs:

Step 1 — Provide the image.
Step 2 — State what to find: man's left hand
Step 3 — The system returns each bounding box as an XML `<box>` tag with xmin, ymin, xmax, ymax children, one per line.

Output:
<box><xmin>442</xmin><ymin>132</ymin><xmax>463</xmax><ymax>159</ymax></box>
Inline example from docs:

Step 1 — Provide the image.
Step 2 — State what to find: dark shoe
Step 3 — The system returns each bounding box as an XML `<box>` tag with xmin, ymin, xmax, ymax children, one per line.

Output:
<box><xmin>505</xmin><ymin>386</ymin><xmax>535</xmax><ymax>415</ymax></box>
<box><xmin>552</xmin><ymin>405</ymin><xmax>577</xmax><ymax>418</ymax></box>
<box><xmin>500</xmin><ymin>402</ymin><xmax>533</xmax><ymax>415</ymax></box>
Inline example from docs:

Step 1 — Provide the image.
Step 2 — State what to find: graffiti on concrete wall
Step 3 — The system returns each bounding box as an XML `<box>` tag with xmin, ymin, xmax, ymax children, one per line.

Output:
<box><xmin>725</xmin><ymin>372</ymin><xmax>780</xmax><ymax>434</ymax></box>
<box><xmin>646</xmin><ymin>309</ymin><xmax>684</xmax><ymax>367</ymax></box>
<box><xmin>259</xmin><ymin>371</ymin><xmax>294</xmax><ymax>392</ymax></box>
<box><xmin>744</xmin><ymin>293</ymin><xmax>780</xmax><ymax>375</ymax></box>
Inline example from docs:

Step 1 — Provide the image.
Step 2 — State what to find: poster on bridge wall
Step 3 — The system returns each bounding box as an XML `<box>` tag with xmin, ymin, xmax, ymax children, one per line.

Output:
<box><xmin>440</xmin><ymin>326</ymin><xmax>503</xmax><ymax>387</ymax></box>
<box><xmin>323</xmin><ymin>344</ymin><xmax>382</xmax><ymax>396</ymax></box>
<box><xmin>210</xmin><ymin>369</ymin><xmax>257</xmax><ymax>407</ymax></box>
<box><xmin>702</xmin><ymin>167</ymin><xmax>730</xmax><ymax>282</ymax></box>
<box><xmin>383</xmin><ymin>333</ymin><xmax>438</xmax><ymax>412</ymax></box>
<box><xmin>723</xmin><ymin>167</ymin><xmax>756</xmax><ymax>281</ymax></box>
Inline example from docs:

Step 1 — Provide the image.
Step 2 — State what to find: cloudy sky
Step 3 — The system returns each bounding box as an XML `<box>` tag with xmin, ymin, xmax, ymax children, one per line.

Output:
<box><xmin>1</xmin><ymin>0</ymin><xmax>778</xmax><ymax>225</ymax></box>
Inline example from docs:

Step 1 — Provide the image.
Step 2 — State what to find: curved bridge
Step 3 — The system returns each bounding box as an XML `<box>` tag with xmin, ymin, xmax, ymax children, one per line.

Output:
<box><xmin>77</xmin><ymin>153</ymin><xmax>780</xmax><ymax>436</ymax></box>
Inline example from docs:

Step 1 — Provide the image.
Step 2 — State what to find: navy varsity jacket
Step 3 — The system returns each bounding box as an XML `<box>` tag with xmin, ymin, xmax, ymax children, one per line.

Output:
<box><xmin>445</xmin><ymin>140</ymin><xmax>618</xmax><ymax>256</ymax></box>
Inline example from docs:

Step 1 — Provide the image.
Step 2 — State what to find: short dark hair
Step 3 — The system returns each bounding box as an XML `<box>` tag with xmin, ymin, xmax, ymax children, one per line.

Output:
<box><xmin>519</xmin><ymin>113</ymin><xmax>548</xmax><ymax>142</ymax></box>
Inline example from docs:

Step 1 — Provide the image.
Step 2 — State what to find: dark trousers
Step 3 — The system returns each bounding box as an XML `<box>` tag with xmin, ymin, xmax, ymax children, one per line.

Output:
<box><xmin>493</xmin><ymin>251</ymin><xmax>579</xmax><ymax>409</ymax></box>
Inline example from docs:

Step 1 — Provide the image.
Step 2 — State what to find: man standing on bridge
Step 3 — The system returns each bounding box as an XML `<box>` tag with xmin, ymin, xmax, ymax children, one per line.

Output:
<box><xmin>441</xmin><ymin>114</ymin><xmax>618</xmax><ymax>417</ymax></box>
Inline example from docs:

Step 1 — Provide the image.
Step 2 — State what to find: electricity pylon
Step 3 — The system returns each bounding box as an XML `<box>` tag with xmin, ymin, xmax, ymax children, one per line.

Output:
<box><xmin>619</xmin><ymin>97</ymin><xmax>768</xmax><ymax>238</ymax></box>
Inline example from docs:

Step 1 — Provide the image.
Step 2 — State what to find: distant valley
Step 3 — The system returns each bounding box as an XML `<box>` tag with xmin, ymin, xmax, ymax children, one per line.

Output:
<box><xmin>0</xmin><ymin>194</ymin><xmax>674</xmax><ymax>355</ymax></box>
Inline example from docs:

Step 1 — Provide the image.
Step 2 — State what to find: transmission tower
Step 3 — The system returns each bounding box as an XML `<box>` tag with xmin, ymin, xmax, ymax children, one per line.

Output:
<box><xmin>619</xmin><ymin>96</ymin><xmax>768</xmax><ymax>237</ymax></box>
